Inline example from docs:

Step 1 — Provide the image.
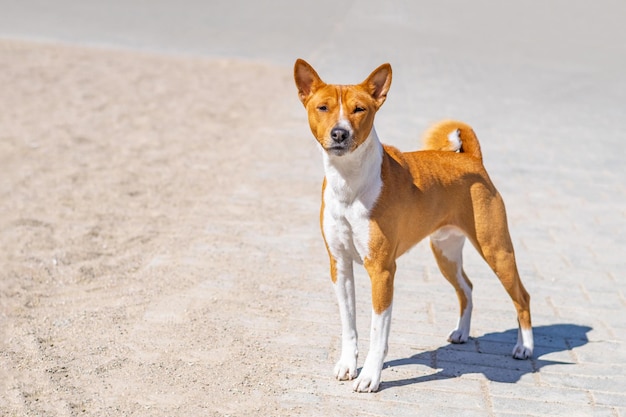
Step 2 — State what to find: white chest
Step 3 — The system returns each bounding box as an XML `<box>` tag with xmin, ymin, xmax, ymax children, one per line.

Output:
<box><xmin>321</xmin><ymin>130</ymin><xmax>383</xmax><ymax>264</ymax></box>
<box><xmin>322</xmin><ymin>191</ymin><xmax>374</xmax><ymax>264</ymax></box>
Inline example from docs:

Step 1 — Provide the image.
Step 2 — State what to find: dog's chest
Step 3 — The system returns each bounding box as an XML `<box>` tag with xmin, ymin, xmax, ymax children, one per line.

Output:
<box><xmin>322</xmin><ymin>180</ymin><xmax>381</xmax><ymax>264</ymax></box>
<box><xmin>320</xmin><ymin>132</ymin><xmax>383</xmax><ymax>264</ymax></box>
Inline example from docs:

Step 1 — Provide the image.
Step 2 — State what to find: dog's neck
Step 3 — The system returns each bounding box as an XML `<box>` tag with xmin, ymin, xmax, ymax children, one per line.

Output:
<box><xmin>322</xmin><ymin>127</ymin><xmax>383</xmax><ymax>205</ymax></box>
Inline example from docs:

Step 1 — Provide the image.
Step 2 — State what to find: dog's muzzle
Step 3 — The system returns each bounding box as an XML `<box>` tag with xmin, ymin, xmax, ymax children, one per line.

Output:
<box><xmin>326</xmin><ymin>127</ymin><xmax>352</xmax><ymax>155</ymax></box>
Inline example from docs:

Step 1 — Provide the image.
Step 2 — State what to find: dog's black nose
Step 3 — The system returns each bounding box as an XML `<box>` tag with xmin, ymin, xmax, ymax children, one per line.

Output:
<box><xmin>331</xmin><ymin>127</ymin><xmax>350</xmax><ymax>143</ymax></box>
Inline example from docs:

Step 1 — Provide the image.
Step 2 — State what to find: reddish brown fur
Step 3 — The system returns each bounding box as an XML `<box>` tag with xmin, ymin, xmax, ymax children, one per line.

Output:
<box><xmin>294</xmin><ymin>59</ymin><xmax>531</xmax><ymax>334</ymax></box>
<box><xmin>364</xmin><ymin>134</ymin><xmax>531</xmax><ymax>333</ymax></box>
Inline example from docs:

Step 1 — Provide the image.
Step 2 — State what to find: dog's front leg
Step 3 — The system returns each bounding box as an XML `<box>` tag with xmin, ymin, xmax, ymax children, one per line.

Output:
<box><xmin>353</xmin><ymin>261</ymin><xmax>395</xmax><ymax>392</ymax></box>
<box><xmin>332</xmin><ymin>259</ymin><xmax>358</xmax><ymax>380</ymax></box>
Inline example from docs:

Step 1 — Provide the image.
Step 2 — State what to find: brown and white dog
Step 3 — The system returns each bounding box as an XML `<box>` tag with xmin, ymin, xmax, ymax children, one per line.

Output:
<box><xmin>294</xmin><ymin>59</ymin><xmax>533</xmax><ymax>392</ymax></box>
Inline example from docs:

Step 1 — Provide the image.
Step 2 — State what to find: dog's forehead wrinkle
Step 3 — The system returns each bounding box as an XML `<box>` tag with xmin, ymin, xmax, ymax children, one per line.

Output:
<box><xmin>312</xmin><ymin>85</ymin><xmax>341</xmax><ymax>104</ymax></box>
<box><xmin>342</xmin><ymin>87</ymin><xmax>372</xmax><ymax>105</ymax></box>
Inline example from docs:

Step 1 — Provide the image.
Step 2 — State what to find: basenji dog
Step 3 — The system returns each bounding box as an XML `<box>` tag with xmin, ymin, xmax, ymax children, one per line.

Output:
<box><xmin>294</xmin><ymin>59</ymin><xmax>533</xmax><ymax>392</ymax></box>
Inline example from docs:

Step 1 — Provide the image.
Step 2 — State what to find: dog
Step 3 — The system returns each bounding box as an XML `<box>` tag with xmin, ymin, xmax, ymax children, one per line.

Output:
<box><xmin>294</xmin><ymin>59</ymin><xmax>533</xmax><ymax>392</ymax></box>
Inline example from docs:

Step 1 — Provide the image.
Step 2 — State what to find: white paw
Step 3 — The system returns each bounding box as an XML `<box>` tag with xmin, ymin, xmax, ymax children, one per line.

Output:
<box><xmin>352</xmin><ymin>364</ymin><xmax>382</xmax><ymax>392</ymax></box>
<box><xmin>334</xmin><ymin>357</ymin><xmax>357</xmax><ymax>381</ymax></box>
<box><xmin>513</xmin><ymin>327</ymin><xmax>534</xmax><ymax>359</ymax></box>
<box><xmin>447</xmin><ymin>328</ymin><xmax>469</xmax><ymax>344</ymax></box>
<box><xmin>512</xmin><ymin>343</ymin><xmax>533</xmax><ymax>360</ymax></box>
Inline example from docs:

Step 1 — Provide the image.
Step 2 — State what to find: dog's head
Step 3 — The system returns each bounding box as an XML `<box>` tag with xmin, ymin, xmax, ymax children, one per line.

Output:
<box><xmin>294</xmin><ymin>59</ymin><xmax>392</xmax><ymax>157</ymax></box>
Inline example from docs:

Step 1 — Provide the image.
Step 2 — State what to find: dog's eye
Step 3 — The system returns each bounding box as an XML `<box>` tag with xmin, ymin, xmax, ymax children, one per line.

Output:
<box><xmin>317</xmin><ymin>105</ymin><xmax>328</xmax><ymax>112</ymax></box>
<box><xmin>353</xmin><ymin>106</ymin><xmax>366</xmax><ymax>113</ymax></box>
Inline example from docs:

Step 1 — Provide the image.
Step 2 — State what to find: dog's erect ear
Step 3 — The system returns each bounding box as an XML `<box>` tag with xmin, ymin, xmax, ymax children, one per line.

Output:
<box><xmin>361</xmin><ymin>63</ymin><xmax>392</xmax><ymax>108</ymax></box>
<box><xmin>294</xmin><ymin>59</ymin><xmax>324</xmax><ymax>105</ymax></box>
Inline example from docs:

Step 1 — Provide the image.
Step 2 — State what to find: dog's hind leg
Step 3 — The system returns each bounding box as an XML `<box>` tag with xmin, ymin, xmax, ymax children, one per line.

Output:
<box><xmin>430</xmin><ymin>226</ymin><xmax>473</xmax><ymax>344</ymax></box>
<box><xmin>469</xmin><ymin>193</ymin><xmax>533</xmax><ymax>359</ymax></box>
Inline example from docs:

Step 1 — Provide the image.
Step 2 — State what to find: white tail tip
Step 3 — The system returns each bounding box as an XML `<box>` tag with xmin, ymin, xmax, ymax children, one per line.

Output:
<box><xmin>447</xmin><ymin>129</ymin><xmax>462</xmax><ymax>152</ymax></box>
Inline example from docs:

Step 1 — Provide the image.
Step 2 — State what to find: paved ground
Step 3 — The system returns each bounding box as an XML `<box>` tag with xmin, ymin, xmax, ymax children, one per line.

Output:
<box><xmin>1</xmin><ymin>1</ymin><xmax>625</xmax><ymax>416</ymax></box>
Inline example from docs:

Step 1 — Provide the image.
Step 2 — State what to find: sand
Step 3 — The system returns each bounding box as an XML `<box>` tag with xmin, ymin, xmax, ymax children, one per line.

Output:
<box><xmin>0</xmin><ymin>39</ymin><xmax>324</xmax><ymax>416</ymax></box>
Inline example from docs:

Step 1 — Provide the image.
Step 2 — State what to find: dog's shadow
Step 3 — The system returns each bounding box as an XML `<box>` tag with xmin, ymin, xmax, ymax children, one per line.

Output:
<box><xmin>380</xmin><ymin>324</ymin><xmax>591</xmax><ymax>390</ymax></box>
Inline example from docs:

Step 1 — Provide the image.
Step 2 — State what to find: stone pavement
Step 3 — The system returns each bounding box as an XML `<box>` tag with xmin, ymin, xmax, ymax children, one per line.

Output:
<box><xmin>2</xmin><ymin>1</ymin><xmax>625</xmax><ymax>416</ymax></box>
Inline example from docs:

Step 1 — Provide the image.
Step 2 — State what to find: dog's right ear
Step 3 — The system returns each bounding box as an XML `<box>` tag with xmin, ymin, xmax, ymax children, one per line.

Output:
<box><xmin>294</xmin><ymin>59</ymin><xmax>324</xmax><ymax>106</ymax></box>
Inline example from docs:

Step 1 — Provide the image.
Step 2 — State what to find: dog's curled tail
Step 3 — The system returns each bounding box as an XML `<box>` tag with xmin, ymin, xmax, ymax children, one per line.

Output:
<box><xmin>422</xmin><ymin>120</ymin><xmax>483</xmax><ymax>161</ymax></box>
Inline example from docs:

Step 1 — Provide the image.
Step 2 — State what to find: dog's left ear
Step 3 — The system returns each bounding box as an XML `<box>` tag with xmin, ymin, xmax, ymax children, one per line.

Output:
<box><xmin>361</xmin><ymin>63</ymin><xmax>392</xmax><ymax>108</ymax></box>
<box><xmin>294</xmin><ymin>59</ymin><xmax>325</xmax><ymax>106</ymax></box>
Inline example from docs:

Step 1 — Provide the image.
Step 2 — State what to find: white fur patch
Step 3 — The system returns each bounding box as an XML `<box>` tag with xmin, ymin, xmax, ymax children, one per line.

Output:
<box><xmin>333</xmin><ymin>261</ymin><xmax>358</xmax><ymax>381</ymax></box>
<box><xmin>447</xmin><ymin>128</ymin><xmax>462</xmax><ymax>152</ymax></box>
<box><xmin>513</xmin><ymin>327</ymin><xmax>534</xmax><ymax>359</ymax></box>
<box><xmin>322</xmin><ymin>128</ymin><xmax>383</xmax><ymax>264</ymax></box>
<box><xmin>431</xmin><ymin>226</ymin><xmax>472</xmax><ymax>343</ymax></box>
<box><xmin>430</xmin><ymin>225</ymin><xmax>464</xmax><ymax>243</ymax></box>
<box><xmin>450</xmin><ymin>298</ymin><xmax>472</xmax><ymax>343</ymax></box>
<box><xmin>353</xmin><ymin>305</ymin><xmax>392</xmax><ymax>392</ymax></box>
<box><xmin>336</xmin><ymin>95</ymin><xmax>353</xmax><ymax>134</ymax></box>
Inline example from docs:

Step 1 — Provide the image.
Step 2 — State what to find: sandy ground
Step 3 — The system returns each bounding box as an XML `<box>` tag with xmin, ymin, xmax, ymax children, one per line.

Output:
<box><xmin>0</xmin><ymin>39</ymin><xmax>324</xmax><ymax>416</ymax></box>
